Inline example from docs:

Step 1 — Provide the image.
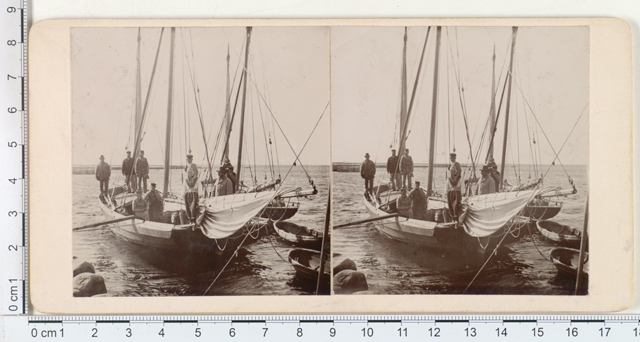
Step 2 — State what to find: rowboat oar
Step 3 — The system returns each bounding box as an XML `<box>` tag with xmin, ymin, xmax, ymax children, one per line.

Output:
<box><xmin>73</xmin><ymin>215</ymin><xmax>137</xmax><ymax>231</ymax></box>
<box><xmin>334</xmin><ymin>213</ymin><xmax>399</xmax><ymax>229</ymax></box>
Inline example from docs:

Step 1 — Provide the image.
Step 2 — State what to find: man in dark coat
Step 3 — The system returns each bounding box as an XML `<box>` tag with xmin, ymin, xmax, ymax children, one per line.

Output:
<box><xmin>121</xmin><ymin>150</ymin><xmax>135</xmax><ymax>192</ymax></box>
<box><xmin>360</xmin><ymin>152</ymin><xmax>376</xmax><ymax>195</ymax></box>
<box><xmin>408</xmin><ymin>181</ymin><xmax>428</xmax><ymax>220</ymax></box>
<box><xmin>221</xmin><ymin>157</ymin><xmax>237</xmax><ymax>193</ymax></box>
<box><xmin>400</xmin><ymin>148</ymin><xmax>414</xmax><ymax>191</ymax></box>
<box><xmin>145</xmin><ymin>182</ymin><xmax>164</xmax><ymax>222</ymax></box>
<box><xmin>95</xmin><ymin>155</ymin><xmax>111</xmax><ymax>196</ymax></box>
<box><xmin>135</xmin><ymin>150</ymin><xmax>149</xmax><ymax>193</ymax></box>
<box><xmin>386</xmin><ymin>149</ymin><xmax>400</xmax><ymax>191</ymax></box>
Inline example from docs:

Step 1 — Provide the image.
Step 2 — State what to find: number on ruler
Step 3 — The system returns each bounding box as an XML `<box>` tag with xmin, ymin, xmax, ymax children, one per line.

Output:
<box><xmin>566</xmin><ymin>327</ymin><xmax>578</xmax><ymax>337</ymax></box>
<box><xmin>7</xmin><ymin>6</ymin><xmax>16</xmax><ymax>13</ymax></box>
<box><xmin>7</xmin><ymin>40</ymin><xmax>16</xmax><ymax>46</ymax></box>
<box><xmin>599</xmin><ymin>327</ymin><xmax>610</xmax><ymax>337</ymax></box>
<box><xmin>361</xmin><ymin>327</ymin><xmax>373</xmax><ymax>337</ymax></box>
<box><xmin>465</xmin><ymin>327</ymin><xmax>476</xmax><ymax>337</ymax></box>
<box><xmin>532</xmin><ymin>327</ymin><xmax>544</xmax><ymax>337</ymax></box>
<box><xmin>7</xmin><ymin>74</ymin><xmax>17</xmax><ymax>80</ymax></box>
<box><xmin>496</xmin><ymin>327</ymin><xmax>507</xmax><ymax>337</ymax></box>
<box><xmin>428</xmin><ymin>327</ymin><xmax>440</xmax><ymax>337</ymax></box>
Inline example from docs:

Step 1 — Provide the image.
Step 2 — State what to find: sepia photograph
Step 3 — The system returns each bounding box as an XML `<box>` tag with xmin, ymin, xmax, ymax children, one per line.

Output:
<box><xmin>70</xmin><ymin>26</ymin><xmax>331</xmax><ymax>297</ymax></box>
<box><xmin>332</xmin><ymin>26</ymin><xmax>589</xmax><ymax>295</ymax></box>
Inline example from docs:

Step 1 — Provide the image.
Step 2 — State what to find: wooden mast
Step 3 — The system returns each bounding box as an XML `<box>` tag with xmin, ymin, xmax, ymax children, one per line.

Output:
<box><xmin>499</xmin><ymin>27</ymin><xmax>518</xmax><ymax>191</ymax></box>
<box><xmin>134</xmin><ymin>28</ymin><xmax>142</xmax><ymax>153</ymax></box>
<box><xmin>426</xmin><ymin>27</ymin><xmax>442</xmax><ymax>197</ymax></box>
<box><xmin>236</xmin><ymin>27</ymin><xmax>252</xmax><ymax>182</ymax></box>
<box><xmin>487</xmin><ymin>46</ymin><xmax>497</xmax><ymax>160</ymax></box>
<box><xmin>162</xmin><ymin>28</ymin><xmax>176</xmax><ymax>198</ymax></box>
<box><xmin>398</xmin><ymin>27</ymin><xmax>408</xmax><ymax>154</ymax></box>
<box><xmin>223</xmin><ymin>45</ymin><xmax>231</xmax><ymax>161</ymax></box>
<box><xmin>575</xmin><ymin>194</ymin><xmax>589</xmax><ymax>294</ymax></box>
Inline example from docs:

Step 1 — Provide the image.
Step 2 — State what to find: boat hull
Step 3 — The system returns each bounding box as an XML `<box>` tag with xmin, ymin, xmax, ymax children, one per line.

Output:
<box><xmin>288</xmin><ymin>248</ymin><xmax>330</xmax><ymax>281</ymax></box>
<box><xmin>259</xmin><ymin>204</ymin><xmax>299</xmax><ymax>221</ymax></box>
<box><xmin>536</xmin><ymin>220</ymin><xmax>583</xmax><ymax>248</ymax></box>
<box><xmin>522</xmin><ymin>201</ymin><xmax>562</xmax><ymax>220</ymax></box>
<box><xmin>363</xmin><ymin>194</ymin><xmax>508</xmax><ymax>257</ymax></box>
<box><xmin>98</xmin><ymin>193</ymin><xmax>268</xmax><ymax>255</ymax></box>
<box><xmin>273</xmin><ymin>221</ymin><xmax>323</xmax><ymax>249</ymax></box>
<box><xmin>550</xmin><ymin>247</ymin><xmax>588</xmax><ymax>278</ymax></box>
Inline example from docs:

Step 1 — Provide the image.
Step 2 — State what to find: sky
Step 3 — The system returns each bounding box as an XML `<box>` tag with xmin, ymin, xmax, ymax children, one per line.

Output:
<box><xmin>71</xmin><ymin>26</ymin><xmax>331</xmax><ymax>168</ymax></box>
<box><xmin>331</xmin><ymin>26</ymin><xmax>589</xmax><ymax>167</ymax></box>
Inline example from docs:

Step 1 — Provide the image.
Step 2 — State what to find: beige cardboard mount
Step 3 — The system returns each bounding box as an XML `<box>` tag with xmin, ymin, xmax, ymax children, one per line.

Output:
<box><xmin>30</xmin><ymin>18</ymin><xmax>632</xmax><ymax>314</ymax></box>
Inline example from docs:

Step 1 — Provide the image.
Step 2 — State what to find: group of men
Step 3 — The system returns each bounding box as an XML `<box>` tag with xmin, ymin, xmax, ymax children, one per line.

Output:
<box><xmin>96</xmin><ymin>151</ymin><xmax>240</xmax><ymax>225</ymax></box>
<box><xmin>360</xmin><ymin>148</ymin><xmax>415</xmax><ymax>195</ymax></box>
<box><xmin>361</xmin><ymin>148</ymin><xmax>499</xmax><ymax>222</ymax></box>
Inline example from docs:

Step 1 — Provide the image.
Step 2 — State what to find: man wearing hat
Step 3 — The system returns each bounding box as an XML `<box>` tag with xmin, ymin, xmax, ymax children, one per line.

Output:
<box><xmin>145</xmin><ymin>182</ymin><xmax>164</xmax><ymax>222</ymax></box>
<box><xmin>400</xmin><ymin>148</ymin><xmax>414</xmax><ymax>191</ymax></box>
<box><xmin>386</xmin><ymin>149</ymin><xmax>400</xmax><ymax>191</ymax></box>
<box><xmin>121</xmin><ymin>150</ymin><xmax>135</xmax><ymax>192</ymax></box>
<box><xmin>215</xmin><ymin>168</ymin><xmax>234</xmax><ymax>196</ymax></box>
<box><xmin>408</xmin><ymin>181</ymin><xmax>428</xmax><ymax>220</ymax></box>
<box><xmin>135</xmin><ymin>150</ymin><xmax>149</xmax><ymax>193</ymax></box>
<box><xmin>360</xmin><ymin>152</ymin><xmax>376</xmax><ymax>195</ymax></box>
<box><xmin>446</xmin><ymin>152</ymin><xmax>462</xmax><ymax>220</ymax></box>
<box><xmin>184</xmin><ymin>153</ymin><xmax>199</xmax><ymax>223</ymax></box>
<box><xmin>95</xmin><ymin>155</ymin><xmax>111</xmax><ymax>196</ymax></box>
<box><xmin>221</xmin><ymin>157</ymin><xmax>237</xmax><ymax>193</ymax></box>
<box><xmin>486</xmin><ymin>156</ymin><xmax>501</xmax><ymax>192</ymax></box>
<box><xmin>477</xmin><ymin>165</ymin><xmax>496</xmax><ymax>195</ymax></box>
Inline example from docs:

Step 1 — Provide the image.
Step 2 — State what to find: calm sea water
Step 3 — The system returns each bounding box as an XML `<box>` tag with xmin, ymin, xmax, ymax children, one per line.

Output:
<box><xmin>73</xmin><ymin>165</ymin><xmax>330</xmax><ymax>296</ymax></box>
<box><xmin>333</xmin><ymin>164</ymin><xmax>588</xmax><ymax>295</ymax></box>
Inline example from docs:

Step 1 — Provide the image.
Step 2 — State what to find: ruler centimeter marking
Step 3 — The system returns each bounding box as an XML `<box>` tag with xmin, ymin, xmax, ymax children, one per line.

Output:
<box><xmin>3</xmin><ymin>315</ymin><xmax>640</xmax><ymax>341</ymax></box>
<box><xmin>1</xmin><ymin>0</ymin><xmax>27</xmax><ymax>316</ymax></box>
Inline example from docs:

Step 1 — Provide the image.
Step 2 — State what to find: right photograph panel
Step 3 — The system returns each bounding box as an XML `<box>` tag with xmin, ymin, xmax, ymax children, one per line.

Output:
<box><xmin>331</xmin><ymin>26</ymin><xmax>589</xmax><ymax>295</ymax></box>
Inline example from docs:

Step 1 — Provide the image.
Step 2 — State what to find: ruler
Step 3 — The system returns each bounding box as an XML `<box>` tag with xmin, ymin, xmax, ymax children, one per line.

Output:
<box><xmin>2</xmin><ymin>315</ymin><xmax>640</xmax><ymax>341</ymax></box>
<box><xmin>0</xmin><ymin>0</ymin><xmax>28</xmax><ymax>316</ymax></box>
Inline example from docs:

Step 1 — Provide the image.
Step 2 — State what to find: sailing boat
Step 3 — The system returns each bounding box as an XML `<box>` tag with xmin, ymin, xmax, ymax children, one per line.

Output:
<box><xmin>478</xmin><ymin>27</ymin><xmax>576</xmax><ymax>220</ymax></box>
<box><xmin>99</xmin><ymin>27</ymin><xmax>292</xmax><ymax>255</ymax></box>
<box><xmin>364</xmin><ymin>27</ymin><xmax>549</xmax><ymax>257</ymax></box>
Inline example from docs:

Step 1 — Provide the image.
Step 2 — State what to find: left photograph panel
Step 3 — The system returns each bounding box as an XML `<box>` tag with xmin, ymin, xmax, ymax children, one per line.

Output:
<box><xmin>71</xmin><ymin>26</ymin><xmax>331</xmax><ymax>296</ymax></box>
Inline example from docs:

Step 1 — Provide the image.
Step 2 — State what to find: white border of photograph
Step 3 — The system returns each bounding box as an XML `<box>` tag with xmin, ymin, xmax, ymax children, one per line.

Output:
<box><xmin>29</xmin><ymin>18</ymin><xmax>632</xmax><ymax>313</ymax></box>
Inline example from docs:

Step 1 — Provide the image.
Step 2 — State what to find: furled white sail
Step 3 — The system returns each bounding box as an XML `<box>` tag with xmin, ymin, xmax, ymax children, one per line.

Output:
<box><xmin>199</xmin><ymin>191</ymin><xmax>277</xmax><ymax>239</ymax></box>
<box><xmin>462</xmin><ymin>189</ymin><xmax>542</xmax><ymax>237</ymax></box>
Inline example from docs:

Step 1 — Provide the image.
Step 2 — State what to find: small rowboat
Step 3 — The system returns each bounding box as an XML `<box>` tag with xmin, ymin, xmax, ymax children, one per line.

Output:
<box><xmin>274</xmin><ymin>221</ymin><xmax>323</xmax><ymax>249</ymax></box>
<box><xmin>522</xmin><ymin>200</ymin><xmax>562</xmax><ymax>220</ymax></box>
<box><xmin>550</xmin><ymin>247</ymin><xmax>588</xmax><ymax>278</ymax></box>
<box><xmin>536</xmin><ymin>220</ymin><xmax>583</xmax><ymax>247</ymax></box>
<box><xmin>288</xmin><ymin>248</ymin><xmax>330</xmax><ymax>281</ymax></box>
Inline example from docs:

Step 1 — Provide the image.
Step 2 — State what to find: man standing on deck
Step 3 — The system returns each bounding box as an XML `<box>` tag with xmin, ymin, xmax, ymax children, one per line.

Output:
<box><xmin>447</xmin><ymin>152</ymin><xmax>462</xmax><ymax>221</ymax></box>
<box><xmin>221</xmin><ymin>157</ymin><xmax>237</xmax><ymax>193</ymax></box>
<box><xmin>408</xmin><ymin>181</ymin><xmax>427</xmax><ymax>220</ymax></box>
<box><xmin>396</xmin><ymin>187</ymin><xmax>413</xmax><ymax>218</ymax></box>
<box><xmin>476</xmin><ymin>165</ymin><xmax>496</xmax><ymax>195</ymax></box>
<box><xmin>216</xmin><ymin>169</ymin><xmax>234</xmax><ymax>196</ymax></box>
<box><xmin>95</xmin><ymin>155</ymin><xmax>111</xmax><ymax>197</ymax></box>
<box><xmin>400</xmin><ymin>148</ymin><xmax>414</xmax><ymax>191</ymax></box>
<box><xmin>487</xmin><ymin>156</ymin><xmax>501</xmax><ymax>192</ymax></box>
<box><xmin>184</xmin><ymin>153</ymin><xmax>199</xmax><ymax>224</ymax></box>
<box><xmin>135</xmin><ymin>150</ymin><xmax>149</xmax><ymax>193</ymax></box>
<box><xmin>360</xmin><ymin>153</ymin><xmax>376</xmax><ymax>195</ymax></box>
<box><xmin>121</xmin><ymin>150</ymin><xmax>135</xmax><ymax>192</ymax></box>
<box><xmin>145</xmin><ymin>182</ymin><xmax>164</xmax><ymax>222</ymax></box>
<box><xmin>386</xmin><ymin>149</ymin><xmax>400</xmax><ymax>191</ymax></box>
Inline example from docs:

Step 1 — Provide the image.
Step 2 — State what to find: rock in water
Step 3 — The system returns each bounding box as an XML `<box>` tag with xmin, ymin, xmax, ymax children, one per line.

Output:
<box><xmin>73</xmin><ymin>273</ymin><xmax>107</xmax><ymax>297</ymax></box>
<box><xmin>73</xmin><ymin>261</ymin><xmax>95</xmax><ymax>277</ymax></box>
<box><xmin>333</xmin><ymin>258</ymin><xmax>357</xmax><ymax>275</ymax></box>
<box><xmin>333</xmin><ymin>270</ymin><xmax>368</xmax><ymax>294</ymax></box>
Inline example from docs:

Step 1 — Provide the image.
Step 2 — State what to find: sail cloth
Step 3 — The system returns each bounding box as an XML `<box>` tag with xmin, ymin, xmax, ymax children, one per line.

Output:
<box><xmin>199</xmin><ymin>191</ymin><xmax>277</xmax><ymax>239</ymax></box>
<box><xmin>462</xmin><ymin>189</ymin><xmax>542</xmax><ymax>237</ymax></box>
